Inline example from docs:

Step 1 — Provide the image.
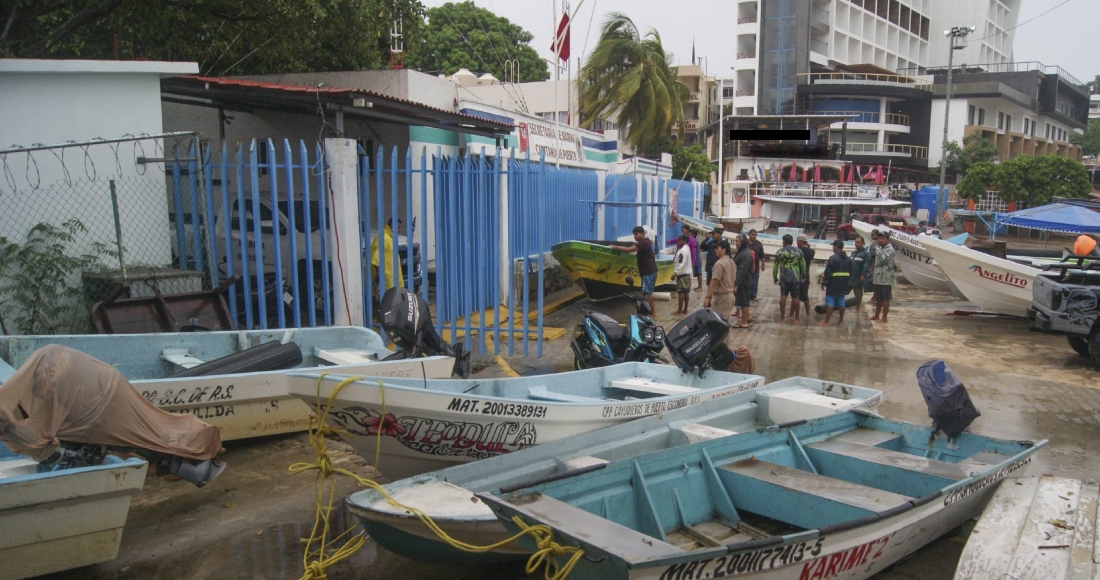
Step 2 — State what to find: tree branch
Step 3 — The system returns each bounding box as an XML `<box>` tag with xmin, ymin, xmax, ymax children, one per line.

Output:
<box><xmin>19</xmin><ymin>0</ymin><xmax>126</xmax><ymax>58</ymax></box>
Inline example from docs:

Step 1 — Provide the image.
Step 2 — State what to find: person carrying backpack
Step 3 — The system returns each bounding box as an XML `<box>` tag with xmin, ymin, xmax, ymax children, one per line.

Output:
<box><xmin>773</xmin><ymin>234</ymin><xmax>807</xmax><ymax>323</ymax></box>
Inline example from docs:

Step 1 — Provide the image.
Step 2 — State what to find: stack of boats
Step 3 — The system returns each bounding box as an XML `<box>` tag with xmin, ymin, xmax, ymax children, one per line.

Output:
<box><xmin>0</xmin><ymin>323</ymin><xmax>1065</xmax><ymax>578</ymax></box>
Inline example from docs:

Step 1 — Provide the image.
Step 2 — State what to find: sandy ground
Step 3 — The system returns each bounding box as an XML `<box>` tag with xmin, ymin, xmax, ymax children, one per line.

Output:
<box><xmin>41</xmin><ymin>263</ymin><xmax>1100</xmax><ymax>580</ymax></box>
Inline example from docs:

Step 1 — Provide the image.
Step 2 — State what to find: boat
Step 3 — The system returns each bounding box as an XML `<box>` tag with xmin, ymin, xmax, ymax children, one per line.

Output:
<box><xmin>287</xmin><ymin>363</ymin><xmax>765</xmax><ymax>480</ymax></box>
<box><xmin>920</xmin><ymin>235</ymin><xmax>1042</xmax><ymax>317</ymax></box>
<box><xmin>851</xmin><ymin>220</ymin><xmax>968</xmax><ymax>294</ymax></box>
<box><xmin>0</xmin><ymin>442</ymin><xmax>148</xmax><ymax>579</ymax></box>
<box><xmin>480</xmin><ymin>410</ymin><xmax>1045</xmax><ymax>580</ymax></box>
<box><xmin>344</xmin><ymin>377</ymin><xmax>883</xmax><ymax>563</ymax></box>
<box><xmin>708</xmin><ymin>180</ymin><xmax>770</xmax><ymax>233</ymax></box>
<box><xmin>0</xmin><ymin>327</ymin><xmax>455</xmax><ymax>441</ymax></box>
<box><xmin>550</xmin><ymin>240</ymin><xmax>675</xmax><ymax>300</ymax></box>
<box><xmin>953</xmin><ymin>475</ymin><xmax>1098</xmax><ymax>580</ymax></box>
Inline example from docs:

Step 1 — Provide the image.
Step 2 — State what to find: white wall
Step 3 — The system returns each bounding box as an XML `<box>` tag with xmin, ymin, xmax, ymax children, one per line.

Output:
<box><xmin>0</xmin><ymin>61</ymin><xmax>197</xmax><ymax>268</ymax></box>
<box><xmin>927</xmin><ymin>97</ymin><xmax>969</xmax><ymax>167</ymax></box>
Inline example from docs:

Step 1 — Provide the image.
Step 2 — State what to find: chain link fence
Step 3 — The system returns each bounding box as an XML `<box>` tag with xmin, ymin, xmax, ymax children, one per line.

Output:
<box><xmin>1</xmin><ymin>134</ymin><xmax>202</xmax><ymax>335</ymax></box>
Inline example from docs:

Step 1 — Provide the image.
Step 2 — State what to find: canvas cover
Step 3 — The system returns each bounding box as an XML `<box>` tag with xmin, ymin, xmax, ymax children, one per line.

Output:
<box><xmin>0</xmin><ymin>344</ymin><xmax>221</xmax><ymax>462</ymax></box>
<box><xmin>916</xmin><ymin>359</ymin><xmax>981</xmax><ymax>439</ymax></box>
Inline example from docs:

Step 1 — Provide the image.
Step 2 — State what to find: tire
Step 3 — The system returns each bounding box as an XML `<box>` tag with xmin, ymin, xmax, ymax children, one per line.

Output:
<box><xmin>1068</xmin><ymin>335</ymin><xmax>1090</xmax><ymax>357</ymax></box>
<box><xmin>836</xmin><ymin>229</ymin><xmax>849</xmax><ymax>242</ymax></box>
<box><xmin>1089</xmin><ymin>332</ymin><xmax>1100</xmax><ymax>368</ymax></box>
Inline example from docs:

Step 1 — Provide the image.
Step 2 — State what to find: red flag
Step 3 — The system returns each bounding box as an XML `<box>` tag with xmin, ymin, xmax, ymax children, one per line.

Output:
<box><xmin>551</xmin><ymin>14</ymin><xmax>570</xmax><ymax>61</ymax></box>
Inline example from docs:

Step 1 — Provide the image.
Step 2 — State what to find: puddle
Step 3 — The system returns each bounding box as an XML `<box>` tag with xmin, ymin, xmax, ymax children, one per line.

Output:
<box><xmin>230</xmin><ymin>504</ymin><xmax>375</xmax><ymax>579</ymax></box>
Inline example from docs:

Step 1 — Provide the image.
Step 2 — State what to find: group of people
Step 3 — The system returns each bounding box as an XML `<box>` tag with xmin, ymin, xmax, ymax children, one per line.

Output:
<box><xmin>612</xmin><ymin>223</ymin><xmax>901</xmax><ymax>327</ymax></box>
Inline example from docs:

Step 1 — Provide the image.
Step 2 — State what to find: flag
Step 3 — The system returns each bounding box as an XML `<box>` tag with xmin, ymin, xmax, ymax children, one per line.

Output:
<box><xmin>551</xmin><ymin>13</ymin><xmax>570</xmax><ymax>61</ymax></box>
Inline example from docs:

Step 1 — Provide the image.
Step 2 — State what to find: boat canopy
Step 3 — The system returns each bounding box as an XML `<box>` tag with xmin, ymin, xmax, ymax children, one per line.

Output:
<box><xmin>997</xmin><ymin>202</ymin><xmax>1100</xmax><ymax>234</ymax></box>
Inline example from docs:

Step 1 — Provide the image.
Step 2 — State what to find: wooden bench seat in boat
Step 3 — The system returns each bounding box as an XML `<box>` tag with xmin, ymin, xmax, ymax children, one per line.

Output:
<box><xmin>313</xmin><ymin>347</ymin><xmax>379</xmax><ymax>365</ymax></box>
<box><xmin>807</xmin><ymin>439</ymin><xmax>984</xmax><ymax>481</ymax></box>
<box><xmin>607</xmin><ymin>377</ymin><xmax>700</xmax><ymax>396</ymax></box>
<box><xmin>526</xmin><ymin>385</ymin><xmax>604</xmax><ymax>403</ymax></box>
<box><xmin>717</xmin><ymin>458</ymin><xmax>913</xmax><ymax>530</ymax></box>
<box><xmin>499</xmin><ymin>492</ymin><xmax>684</xmax><ymax>560</ymax></box>
<box><xmin>160</xmin><ymin>348</ymin><xmax>205</xmax><ymax>370</ymax></box>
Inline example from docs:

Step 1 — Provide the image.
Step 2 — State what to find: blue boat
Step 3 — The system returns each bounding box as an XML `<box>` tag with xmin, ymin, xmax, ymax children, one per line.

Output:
<box><xmin>480</xmin><ymin>411</ymin><xmax>1044</xmax><ymax>580</ymax></box>
<box><xmin>343</xmin><ymin>377</ymin><xmax>883</xmax><ymax>562</ymax></box>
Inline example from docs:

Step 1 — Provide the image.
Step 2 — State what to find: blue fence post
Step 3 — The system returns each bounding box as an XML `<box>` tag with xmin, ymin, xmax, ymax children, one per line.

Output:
<box><xmin>248</xmin><ymin>140</ymin><xmax>267</xmax><ymax>328</ymax></box>
<box><xmin>219</xmin><ymin>141</ymin><xmax>238</xmax><ymax>325</ymax></box>
<box><xmin>200</xmin><ymin>141</ymin><xmax>216</xmax><ymax>286</ymax></box>
<box><xmin>405</xmin><ymin>147</ymin><xmax>414</xmax><ymax>293</ymax></box>
<box><xmin>283</xmin><ymin>139</ymin><xmax>300</xmax><ymax>328</ymax></box>
<box><xmin>390</xmin><ymin>146</ymin><xmax>400</xmax><ymax>291</ymax></box>
<box><xmin>419</xmin><ymin>147</ymin><xmax>428</xmax><ymax>302</ymax></box>
<box><xmin>266</xmin><ymin>139</ymin><xmax>285</xmax><ymax>329</ymax></box>
<box><xmin>317</xmin><ymin>142</ymin><xmax>331</xmax><ymax>327</ymax></box>
<box><xmin>234</xmin><ymin>143</ymin><xmax>253</xmax><ymax>329</ymax></box>
<box><xmin>187</xmin><ymin>141</ymin><xmax>203</xmax><ymax>274</ymax></box>
<box><xmin>299</xmin><ymin>141</ymin><xmax>316</xmax><ymax>327</ymax></box>
<box><xmin>360</xmin><ymin>148</ymin><xmax>373</xmax><ymax>328</ymax></box>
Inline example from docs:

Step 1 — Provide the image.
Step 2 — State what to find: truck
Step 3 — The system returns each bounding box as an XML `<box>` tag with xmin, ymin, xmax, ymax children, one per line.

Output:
<box><xmin>214</xmin><ymin>195</ymin><xmax>421</xmax><ymax>327</ymax></box>
<box><xmin>1026</xmin><ymin>256</ymin><xmax>1100</xmax><ymax>366</ymax></box>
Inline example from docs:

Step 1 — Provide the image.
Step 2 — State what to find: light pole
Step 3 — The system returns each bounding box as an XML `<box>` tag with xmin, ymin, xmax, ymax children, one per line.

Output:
<box><xmin>937</xmin><ymin>25</ymin><xmax>975</xmax><ymax>225</ymax></box>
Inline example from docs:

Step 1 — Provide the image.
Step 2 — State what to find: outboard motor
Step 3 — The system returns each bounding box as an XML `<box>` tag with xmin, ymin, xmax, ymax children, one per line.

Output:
<box><xmin>378</xmin><ymin>287</ymin><xmax>471</xmax><ymax>379</ymax></box>
<box><xmin>663</xmin><ymin>309</ymin><xmax>737</xmax><ymax>376</ymax></box>
<box><xmin>916</xmin><ymin>359</ymin><xmax>981</xmax><ymax>443</ymax></box>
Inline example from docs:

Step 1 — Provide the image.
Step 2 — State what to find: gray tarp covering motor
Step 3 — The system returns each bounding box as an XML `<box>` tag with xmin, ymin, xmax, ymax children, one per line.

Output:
<box><xmin>916</xmin><ymin>359</ymin><xmax>981</xmax><ymax>439</ymax></box>
<box><xmin>0</xmin><ymin>344</ymin><xmax>222</xmax><ymax>462</ymax></box>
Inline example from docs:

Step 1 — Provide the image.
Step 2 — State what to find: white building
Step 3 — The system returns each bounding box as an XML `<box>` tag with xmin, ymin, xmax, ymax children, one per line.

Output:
<box><xmin>1090</xmin><ymin>94</ymin><xmax>1100</xmax><ymax>120</ymax></box>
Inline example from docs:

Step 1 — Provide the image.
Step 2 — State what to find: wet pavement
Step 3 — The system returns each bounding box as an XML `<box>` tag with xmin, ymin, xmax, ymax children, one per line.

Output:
<box><xmin>49</xmin><ymin>276</ymin><xmax>1099</xmax><ymax>580</ymax></box>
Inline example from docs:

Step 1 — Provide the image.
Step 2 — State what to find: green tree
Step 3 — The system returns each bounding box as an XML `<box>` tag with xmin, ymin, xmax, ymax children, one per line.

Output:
<box><xmin>1070</xmin><ymin>118</ymin><xmax>1100</xmax><ymax>157</ymax></box>
<box><xmin>664</xmin><ymin>141</ymin><xmax>716</xmax><ymax>182</ymax></box>
<box><xmin>941</xmin><ymin>132</ymin><xmax>999</xmax><ymax>176</ymax></box>
<box><xmin>956</xmin><ymin>155</ymin><xmax>1091</xmax><ymax>206</ymax></box>
<box><xmin>406</xmin><ymin>2</ymin><xmax>548</xmax><ymax>82</ymax></box>
<box><xmin>0</xmin><ymin>0</ymin><xmax>425</xmax><ymax>75</ymax></box>
<box><xmin>579</xmin><ymin>13</ymin><xmax>688</xmax><ymax>154</ymax></box>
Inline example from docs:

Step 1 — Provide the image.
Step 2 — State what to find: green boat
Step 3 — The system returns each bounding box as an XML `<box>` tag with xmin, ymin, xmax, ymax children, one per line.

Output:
<box><xmin>551</xmin><ymin>240</ymin><xmax>676</xmax><ymax>300</ymax></box>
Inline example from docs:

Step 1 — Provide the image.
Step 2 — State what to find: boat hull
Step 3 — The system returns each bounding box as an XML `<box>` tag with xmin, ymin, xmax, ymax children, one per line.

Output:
<box><xmin>920</xmin><ymin>236</ymin><xmax>1039</xmax><ymax>317</ymax></box>
<box><xmin>0</xmin><ymin>328</ymin><xmax>454</xmax><ymax>441</ymax></box>
<box><xmin>289</xmin><ymin>364</ymin><xmax>765</xmax><ymax>480</ymax></box>
<box><xmin>0</xmin><ymin>445</ymin><xmax>148</xmax><ymax>580</ymax></box>
<box><xmin>551</xmin><ymin>241</ymin><xmax>675</xmax><ymax>300</ymax></box>
<box><xmin>345</xmin><ymin>378</ymin><xmax>884</xmax><ymax>563</ymax></box>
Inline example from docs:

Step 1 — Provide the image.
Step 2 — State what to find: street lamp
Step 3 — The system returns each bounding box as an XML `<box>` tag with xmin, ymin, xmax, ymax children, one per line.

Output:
<box><xmin>937</xmin><ymin>25</ymin><xmax>976</xmax><ymax>225</ymax></box>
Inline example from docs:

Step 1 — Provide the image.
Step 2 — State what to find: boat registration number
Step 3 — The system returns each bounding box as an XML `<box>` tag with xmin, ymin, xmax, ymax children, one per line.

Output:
<box><xmin>658</xmin><ymin>538</ymin><xmax>824</xmax><ymax>580</ymax></box>
<box><xmin>446</xmin><ymin>397</ymin><xmax>547</xmax><ymax>419</ymax></box>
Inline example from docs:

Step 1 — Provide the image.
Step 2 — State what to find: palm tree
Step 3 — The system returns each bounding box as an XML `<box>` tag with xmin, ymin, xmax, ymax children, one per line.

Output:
<box><xmin>579</xmin><ymin>13</ymin><xmax>688</xmax><ymax>155</ymax></box>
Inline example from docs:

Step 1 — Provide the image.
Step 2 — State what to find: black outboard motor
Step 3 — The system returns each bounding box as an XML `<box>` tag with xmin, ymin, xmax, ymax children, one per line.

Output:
<box><xmin>378</xmin><ymin>287</ymin><xmax>471</xmax><ymax>379</ymax></box>
<box><xmin>663</xmin><ymin>309</ymin><xmax>737</xmax><ymax>376</ymax></box>
<box><xmin>916</xmin><ymin>359</ymin><xmax>980</xmax><ymax>443</ymax></box>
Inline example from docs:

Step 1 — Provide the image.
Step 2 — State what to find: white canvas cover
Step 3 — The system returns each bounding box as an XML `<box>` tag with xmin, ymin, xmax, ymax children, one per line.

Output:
<box><xmin>0</xmin><ymin>345</ymin><xmax>221</xmax><ymax>461</ymax></box>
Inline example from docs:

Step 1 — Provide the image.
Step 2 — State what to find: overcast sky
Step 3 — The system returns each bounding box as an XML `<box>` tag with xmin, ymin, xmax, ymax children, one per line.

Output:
<box><xmin>422</xmin><ymin>0</ymin><xmax>1098</xmax><ymax>85</ymax></box>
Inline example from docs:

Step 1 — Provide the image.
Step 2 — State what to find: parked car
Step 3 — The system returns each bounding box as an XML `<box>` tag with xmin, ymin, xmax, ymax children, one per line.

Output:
<box><xmin>836</xmin><ymin>213</ymin><xmax>922</xmax><ymax>240</ymax></box>
<box><xmin>1027</xmin><ymin>258</ymin><xmax>1100</xmax><ymax>366</ymax></box>
<box><xmin>214</xmin><ymin>196</ymin><xmax>421</xmax><ymax>326</ymax></box>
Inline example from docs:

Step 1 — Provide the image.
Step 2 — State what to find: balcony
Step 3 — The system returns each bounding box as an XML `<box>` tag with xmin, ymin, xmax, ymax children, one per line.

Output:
<box><xmin>736</xmin><ymin>52</ymin><xmax>757</xmax><ymax>60</ymax></box>
<box><xmin>688</xmin><ymin>92</ymin><xmax>700</xmax><ymax>102</ymax></box>
<box><xmin>737</xmin><ymin>16</ymin><xmax>758</xmax><ymax>24</ymax></box>
<box><xmin>815</xmin><ymin>110</ymin><xmax>911</xmax><ymax>127</ymax></box>
<box><xmin>735</xmin><ymin>89</ymin><xmax>755</xmax><ymax>97</ymax></box>
<box><xmin>839</xmin><ymin>143</ymin><xmax>928</xmax><ymax>158</ymax></box>
<box><xmin>801</xmin><ymin>72</ymin><xmax>930</xmax><ymax>91</ymax></box>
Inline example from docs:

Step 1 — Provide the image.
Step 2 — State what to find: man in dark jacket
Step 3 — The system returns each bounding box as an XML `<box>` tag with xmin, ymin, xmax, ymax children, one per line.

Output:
<box><xmin>795</xmin><ymin>234</ymin><xmax>816</xmax><ymax>318</ymax></box>
<box><xmin>748</xmin><ymin>229</ymin><xmax>766</xmax><ymax>301</ymax></box>
<box><xmin>732</xmin><ymin>233</ymin><xmax>754</xmax><ymax>328</ymax></box>
<box><xmin>819</xmin><ymin>240</ymin><xmax>852</xmax><ymax>326</ymax></box>
<box><xmin>699</xmin><ymin>227</ymin><xmax>724</xmax><ymax>285</ymax></box>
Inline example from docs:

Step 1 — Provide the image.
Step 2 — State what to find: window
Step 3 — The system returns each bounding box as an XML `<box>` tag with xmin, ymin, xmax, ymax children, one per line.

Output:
<box><xmin>968</xmin><ymin>105</ymin><xmax>975</xmax><ymax>125</ymax></box>
<box><xmin>1045</xmin><ymin>123</ymin><xmax>1051</xmax><ymax>139</ymax></box>
<box><xmin>1023</xmin><ymin>118</ymin><xmax>1029</xmax><ymax>135</ymax></box>
<box><xmin>997</xmin><ymin>112</ymin><xmax>1004</xmax><ymax>130</ymax></box>
<box><xmin>978</xmin><ymin>108</ymin><xmax>986</xmax><ymax>126</ymax></box>
<box><xmin>723</xmin><ymin>86</ymin><xmax>734</xmax><ymax>99</ymax></box>
<box><xmin>1005</xmin><ymin>115</ymin><xmax>1012</xmax><ymax>132</ymax></box>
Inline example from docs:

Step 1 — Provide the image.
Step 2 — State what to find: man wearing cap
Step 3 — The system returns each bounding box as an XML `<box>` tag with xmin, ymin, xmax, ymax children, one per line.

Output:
<box><xmin>704</xmin><ymin>240</ymin><xmax>737</xmax><ymax>322</ymax></box>
<box><xmin>612</xmin><ymin>226</ymin><xmax>658</xmax><ymax>317</ymax></box>
<box><xmin>819</xmin><ymin>240</ymin><xmax>852</xmax><ymax>326</ymax></box>
<box><xmin>870</xmin><ymin>232</ymin><xmax>896</xmax><ymax>323</ymax></box>
<box><xmin>795</xmin><ymin>234</ymin><xmax>816</xmax><ymax>319</ymax></box>
<box><xmin>849</xmin><ymin>235</ymin><xmax>871</xmax><ymax>311</ymax></box>
<box><xmin>700</xmin><ymin>227</ymin><xmax>725</xmax><ymax>286</ymax></box>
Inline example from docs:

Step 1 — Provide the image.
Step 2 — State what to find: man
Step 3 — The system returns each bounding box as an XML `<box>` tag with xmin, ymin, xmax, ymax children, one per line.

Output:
<box><xmin>819</xmin><ymin>240</ymin><xmax>852</xmax><ymax>326</ymax></box>
<box><xmin>731</xmin><ymin>233</ymin><xmax>754</xmax><ymax>328</ymax></box>
<box><xmin>611</xmin><ymin>226</ymin><xmax>658</xmax><ymax>316</ymax></box>
<box><xmin>700</xmin><ymin>227</ymin><xmax>724</xmax><ymax>285</ymax></box>
<box><xmin>849</xmin><ymin>235</ymin><xmax>871</xmax><ymax>310</ymax></box>
<box><xmin>672</xmin><ymin>235</ymin><xmax>693</xmax><ymax>315</ymax></box>
<box><xmin>667</xmin><ymin>225</ymin><xmax>701</xmax><ymax>291</ymax></box>
<box><xmin>748</xmin><ymin>229</ymin><xmax>765</xmax><ymax>301</ymax></box>
<box><xmin>704</xmin><ymin>240</ymin><xmax>737</xmax><ymax>322</ymax></box>
<box><xmin>773</xmin><ymin>234</ymin><xmax>806</xmax><ymax>323</ymax></box>
<box><xmin>370</xmin><ymin>218</ymin><xmax>404</xmax><ymax>290</ymax></box>
<box><xmin>866</xmin><ymin>230</ymin><xmax>881</xmax><ymax>306</ymax></box>
<box><xmin>795</xmin><ymin>234</ymin><xmax>816</xmax><ymax>318</ymax></box>
<box><xmin>870</xmin><ymin>232</ymin><xmax>897</xmax><ymax>323</ymax></box>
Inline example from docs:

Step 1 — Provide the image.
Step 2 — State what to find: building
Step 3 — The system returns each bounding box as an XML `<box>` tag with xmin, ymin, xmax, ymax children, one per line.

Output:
<box><xmin>925</xmin><ymin>63</ymin><xmax>1088</xmax><ymax>166</ymax></box>
<box><xmin>675</xmin><ymin>64</ymin><xmax>718</xmax><ymax>144</ymax></box>
<box><xmin>731</xmin><ymin>0</ymin><xmax>1019</xmax><ymax>116</ymax></box>
<box><xmin>1090</xmin><ymin>94</ymin><xmax>1100</xmax><ymax>120</ymax></box>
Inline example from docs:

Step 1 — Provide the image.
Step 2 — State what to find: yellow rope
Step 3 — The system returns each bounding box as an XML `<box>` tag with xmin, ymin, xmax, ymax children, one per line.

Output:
<box><xmin>290</xmin><ymin>373</ymin><xmax>586</xmax><ymax>580</ymax></box>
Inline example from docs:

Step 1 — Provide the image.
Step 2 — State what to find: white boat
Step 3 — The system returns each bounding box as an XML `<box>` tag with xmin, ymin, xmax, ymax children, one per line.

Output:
<box><xmin>0</xmin><ymin>443</ymin><xmax>148</xmax><ymax>579</ymax></box>
<box><xmin>851</xmin><ymin>220</ymin><xmax>964</xmax><ymax>294</ymax></box>
<box><xmin>921</xmin><ymin>235</ymin><xmax>1041</xmax><ymax>317</ymax></box>
<box><xmin>345</xmin><ymin>377</ymin><xmax>883</xmax><ymax>563</ymax></box>
<box><xmin>953</xmin><ymin>475</ymin><xmax>1098</xmax><ymax>580</ymax></box>
<box><xmin>709</xmin><ymin>180</ymin><xmax>770</xmax><ymax>232</ymax></box>
<box><xmin>287</xmin><ymin>363</ymin><xmax>765</xmax><ymax>480</ymax></box>
<box><xmin>0</xmin><ymin>328</ymin><xmax>454</xmax><ymax>441</ymax></box>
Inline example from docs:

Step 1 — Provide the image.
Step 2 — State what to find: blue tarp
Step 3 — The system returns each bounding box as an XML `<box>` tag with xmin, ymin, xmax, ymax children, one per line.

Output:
<box><xmin>997</xmin><ymin>203</ymin><xmax>1100</xmax><ymax>234</ymax></box>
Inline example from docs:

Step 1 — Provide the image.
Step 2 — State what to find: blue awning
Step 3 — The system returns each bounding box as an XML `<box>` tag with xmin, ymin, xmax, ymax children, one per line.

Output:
<box><xmin>997</xmin><ymin>203</ymin><xmax>1100</xmax><ymax>234</ymax></box>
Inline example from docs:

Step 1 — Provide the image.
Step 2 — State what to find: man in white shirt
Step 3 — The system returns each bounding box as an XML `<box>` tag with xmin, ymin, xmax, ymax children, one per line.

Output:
<box><xmin>672</xmin><ymin>234</ymin><xmax>693</xmax><ymax>315</ymax></box>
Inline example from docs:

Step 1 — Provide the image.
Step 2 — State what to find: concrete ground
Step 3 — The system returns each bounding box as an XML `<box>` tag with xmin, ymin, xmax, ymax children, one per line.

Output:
<box><xmin>49</xmin><ymin>274</ymin><xmax>1100</xmax><ymax>580</ymax></box>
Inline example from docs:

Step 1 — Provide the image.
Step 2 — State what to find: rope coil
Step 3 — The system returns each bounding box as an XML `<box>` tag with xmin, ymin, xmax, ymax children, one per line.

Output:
<box><xmin>291</xmin><ymin>374</ymin><xmax>586</xmax><ymax>580</ymax></box>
